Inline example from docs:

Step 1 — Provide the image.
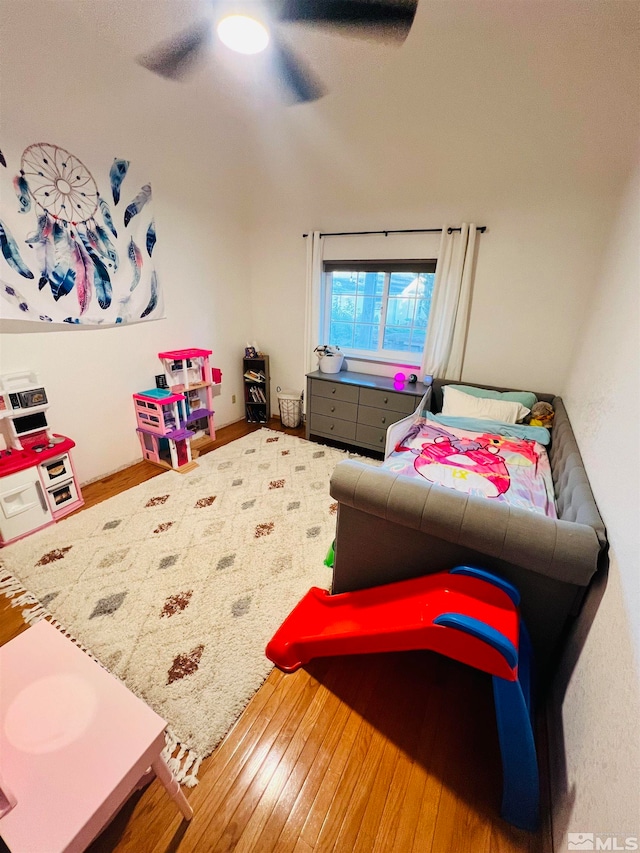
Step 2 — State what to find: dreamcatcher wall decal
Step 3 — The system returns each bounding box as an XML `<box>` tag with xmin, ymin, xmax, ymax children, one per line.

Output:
<box><xmin>0</xmin><ymin>142</ymin><xmax>163</xmax><ymax>326</ymax></box>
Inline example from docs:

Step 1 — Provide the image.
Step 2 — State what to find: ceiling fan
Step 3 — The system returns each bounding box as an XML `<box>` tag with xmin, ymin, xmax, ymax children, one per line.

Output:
<box><xmin>137</xmin><ymin>0</ymin><xmax>419</xmax><ymax>104</ymax></box>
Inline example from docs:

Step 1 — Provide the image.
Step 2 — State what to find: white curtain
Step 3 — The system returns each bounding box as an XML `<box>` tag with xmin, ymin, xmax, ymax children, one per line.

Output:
<box><xmin>303</xmin><ymin>231</ymin><xmax>324</xmax><ymax>384</ymax></box>
<box><xmin>420</xmin><ymin>223</ymin><xmax>478</xmax><ymax>381</ymax></box>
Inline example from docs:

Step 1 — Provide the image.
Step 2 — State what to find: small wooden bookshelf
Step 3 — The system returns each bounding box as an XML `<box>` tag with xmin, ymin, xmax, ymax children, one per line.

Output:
<box><xmin>243</xmin><ymin>354</ymin><xmax>270</xmax><ymax>424</ymax></box>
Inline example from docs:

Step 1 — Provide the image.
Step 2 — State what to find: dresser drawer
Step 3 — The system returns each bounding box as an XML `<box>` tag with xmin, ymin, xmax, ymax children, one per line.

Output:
<box><xmin>358</xmin><ymin>387</ymin><xmax>417</xmax><ymax>414</ymax></box>
<box><xmin>310</xmin><ymin>379</ymin><xmax>359</xmax><ymax>404</ymax></box>
<box><xmin>310</xmin><ymin>396</ymin><xmax>358</xmax><ymax>422</ymax></box>
<box><xmin>355</xmin><ymin>423</ymin><xmax>387</xmax><ymax>450</ymax></box>
<box><xmin>357</xmin><ymin>405</ymin><xmax>409</xmax><ymax>430</ymax></box>
<box><xmin>309</xmin><ymin>413</ymin><xmax>357</xmax><ymax>442</ymax></box>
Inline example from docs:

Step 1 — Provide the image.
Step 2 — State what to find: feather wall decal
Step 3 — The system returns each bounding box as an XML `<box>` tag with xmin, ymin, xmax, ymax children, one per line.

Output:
<box><xmin>110</xmin><ymin>158</ymin><xmax>129</xmax><ymax>205</ymax></box>
<box><xmin>70</xmin><ymin>235</ymin><xmax>92</xmax><ymax>314</ymax></box>
<box><xmin>146</xmin><ymin>220</ymin><xmax>156</xmax><ymax>257</ymax></box>
<box><xmin>0</xmin><ymin>281</ymin><xmax>50</xmax><ymax>319</ymax></box>
<box><xmin>140</xmin><ymin>270</ymin><xmax>158</xmax><ymax>318</ymax></box>
<box><xmin>0</xmin><ymin>150</ymin><xmax>6</xmax><ymax>167</ymax></box>
<box><xmin>25</xmin><ymin>213</ymin><xmax>49</xmax><ymax>247</ymax></box>
<box><xmin>1</xmin><ymin>281</ymin><xmax>30</xmax><ymax>313</ymax></box>
<box><xmin>124</xmin><ymin>184</ymin><xmax>151</xmax><ymax>227</ymax></box>
<box><xmin>13</xmin><ymin>175</ymin><xmax>31</xmax><ymax>213</ymax></box>
<box><xmin>48</xmin><ymin>221</ymin><xmax>76</xmax><ymax>301</ymax></box>
<box><xmin>26</xmin><ymin>213</ymin><xmax>55</xmax><ymax>290</ymax></box>
<box><xmin>128</xmin><ymin>237</ymin><xmax>143</xmax><ymax>291</ymax></box>
<box><xmin>63</xmin><ymin>316</ymin><xmax>105</xmax><ymax>325</ymax></box>
<box><xmin>79</xmin><ymin>231</ymin><xmax>112</xmax><ymax>309</ymax></box>
<box><xmin>0</xmin><ymin>219</ymin><xmax>35</xmax><ymax>279</ymax></box>
<box><xmin>95</xmin><ymin>223</ymin><xmax>119</xmax><ymax>269</ymax></box>
<box><xmin>98</xmin><ymin>195</ymin><xmax>118</xmax><ymax>238</ymax></box>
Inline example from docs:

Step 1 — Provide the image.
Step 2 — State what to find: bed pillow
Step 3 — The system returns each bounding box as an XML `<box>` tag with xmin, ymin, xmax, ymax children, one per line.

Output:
<box><xmin>448</xmin><ymin>384</ymin><xmax>538</xmax><ymax>411</ymax></box>
<box><xmin>442</xmin><ymin>386</ymin><xmax>530</xmax><ymax>423</ymax></box>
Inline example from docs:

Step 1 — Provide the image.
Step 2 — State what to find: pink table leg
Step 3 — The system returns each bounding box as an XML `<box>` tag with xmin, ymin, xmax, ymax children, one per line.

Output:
<box><xmin>151</xmin><ymin>756</ymin><xmax>194</xmax><ymax>821</ymax></box>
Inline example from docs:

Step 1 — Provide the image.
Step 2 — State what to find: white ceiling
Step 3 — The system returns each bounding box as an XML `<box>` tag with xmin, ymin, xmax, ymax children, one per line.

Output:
<box><xmin>65</xmin><ymin>0</ymin><xmax>413</xmax><ymax>110</ymax></box>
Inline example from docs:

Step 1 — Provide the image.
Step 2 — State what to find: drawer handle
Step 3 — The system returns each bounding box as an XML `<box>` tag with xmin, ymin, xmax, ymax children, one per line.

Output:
<box><xmin>35</xmin><ymin>480</ymin><xmax>48</xmax><ymax>512</ymax></box>
<box><xmin>331</xmin><ymin>406</ymin><xmax>335</xmax><ymax>412</ymax></box>
<box><xmin>381</xmin><ymin>417</ymin><xmax>386</xmax><ymax>424</ymax></box>
<box><xmin>379</xmin><ymin>435</ymin><xmax>384</xmax><ymax>443</ymax></box>
<box><xmin>331</xmin><ymin>388</ymin><xmax>336</xmax><ymax>394</ymax></box>
<box><xmin>383</xmin><ymin>397</ymin><xmax>388</xmax><ymax>404</ymax></box>
<box><xmin>330</xmin><ymin>424</ymin><xmax>334</xmax><ymax>430</ymax></box>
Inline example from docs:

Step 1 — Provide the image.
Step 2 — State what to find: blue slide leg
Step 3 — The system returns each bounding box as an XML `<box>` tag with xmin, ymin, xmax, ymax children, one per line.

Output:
<box><xmin>492</xmin><ymin>639</ymin><xmax>539</xmax><ymax>830</ymax></box>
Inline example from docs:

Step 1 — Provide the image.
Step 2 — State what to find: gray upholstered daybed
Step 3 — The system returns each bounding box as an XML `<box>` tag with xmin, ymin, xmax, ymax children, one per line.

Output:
<box><xmin>329</xmin><ymin>379</ymin><xmax>607</xmax><ymax>682</ymax></box>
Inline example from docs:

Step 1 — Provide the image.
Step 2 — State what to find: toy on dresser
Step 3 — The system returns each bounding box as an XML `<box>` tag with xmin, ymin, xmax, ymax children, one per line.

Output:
<box><xmin>0</xmin><ymin>371</ymin><xmax>84</xmax><ymax>546</ymax></box>
<box><xmin>133</xmin><ymin>348</ymin><xmax>222</xmax><ymax>473</ymax></box>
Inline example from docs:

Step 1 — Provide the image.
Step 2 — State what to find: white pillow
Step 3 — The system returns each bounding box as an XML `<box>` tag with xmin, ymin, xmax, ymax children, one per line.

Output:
<box><xmin>442</xmin><ymin>386</ymin><xmax>530</xmax><ymax>423</ymax></box>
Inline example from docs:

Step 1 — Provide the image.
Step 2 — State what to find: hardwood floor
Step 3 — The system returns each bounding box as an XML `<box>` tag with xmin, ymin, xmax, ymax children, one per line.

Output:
<box><xmin>0</xmin><ymin>418</ymin><xmax>552</xmax><ymax>853</ymax></box>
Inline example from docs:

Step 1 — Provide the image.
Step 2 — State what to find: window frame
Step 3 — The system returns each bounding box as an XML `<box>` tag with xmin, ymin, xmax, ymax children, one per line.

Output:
<box><xmin>321</xmin><ymin>259</ymin><xmax>437</xmax><ymax>365</ymax></box>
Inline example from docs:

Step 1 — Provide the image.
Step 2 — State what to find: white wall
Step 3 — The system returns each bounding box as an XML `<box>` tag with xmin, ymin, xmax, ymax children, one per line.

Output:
<box><xmin>0</xmin><ymin>2</ymin><xmax>255</xmax><ymax>482</ymax></box>
<box><xmin>550</xmin><ymin>163</ymin><xmax>640</xmax><ymax>845</ymax></box>
<box><xmin>244</xmin><ymin>0</ymin><xmax>638</xmax><ymax>406</ymax></box>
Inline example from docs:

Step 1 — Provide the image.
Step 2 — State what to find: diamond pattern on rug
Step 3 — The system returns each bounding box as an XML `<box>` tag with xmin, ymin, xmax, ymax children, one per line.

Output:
<box><xmin>36</xmin><ymin>546</ymin><xmax>72</xmax><ymax>566</ymax></box>
<box><xmin>161</xmin><ymin>590</ymin><xmax>192</xmax><ymax>618</ymax></box>
<box><xmin>269</xmin><ymin>479</ymin><xmax>285</xmax><ymax>490</ymax></box>
<box><xmin>90</xmin><ymin>591</ymin><xmax>127</xmax><ymax>619</ymax></box>
<box><xmin>231</xmin><ymin>595</ymin><xmax>251</xmax><ymax>617</ymax></box>
<box><xmin>99</xmin><ymin>548</ymin><xmax>130</xmax><ymax>569</ymax></box>
<box><xmin>146</xmin><ymin>495</ymin><xmax>170</xmax><ymax>508</ymax></box>
<box><xmin>0</xmin><ymin>428</ymin><xmax>379</xmax><ymax>781</ymax></box>
<box><xmin>194</xmin><ymin>496</ymin><xmax>216</xmax><ymax>508</ymax></box>
<box><xmin>102</xmin><ymin>520</ymin><xmax>122</xmax><ymax>531</ymax></box>
<box><xmin>41</xmin><ymin>591</ymin><xmax>60</xmax><ymax>608</ymax></box>
<box><xmin>167</xmin><ymin>644</ymin><xmax>205</xmax><ymax>685</ymax></box>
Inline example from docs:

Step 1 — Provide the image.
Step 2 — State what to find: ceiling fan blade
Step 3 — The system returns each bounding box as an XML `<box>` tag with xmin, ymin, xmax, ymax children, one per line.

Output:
<box><xmin>137</xmin><ymin>19</ymin><xmax>211</xmax><ymax>80</ymax></box>
<box><xmin>278</xmin><ymin>0</ymin><xmax>417</xmax><ymax>32</ymax></box>
<box><xmin>271</xmin><ymin>34</ymin><xmax>325</xmax><ymax>104</ymax></box>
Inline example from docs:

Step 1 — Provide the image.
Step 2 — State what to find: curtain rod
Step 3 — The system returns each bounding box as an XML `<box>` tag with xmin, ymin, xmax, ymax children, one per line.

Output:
<box><xmin>302</xmin><ymin>226</ymin><xmax>487</xmax><ymax>238</ymax></box>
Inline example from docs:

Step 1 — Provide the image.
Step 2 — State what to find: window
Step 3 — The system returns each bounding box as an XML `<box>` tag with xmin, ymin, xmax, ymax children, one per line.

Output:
<box><xmin>321</xmin><ymin>260</ymin><xmax>436</xmax><ymax>363</ymax></box>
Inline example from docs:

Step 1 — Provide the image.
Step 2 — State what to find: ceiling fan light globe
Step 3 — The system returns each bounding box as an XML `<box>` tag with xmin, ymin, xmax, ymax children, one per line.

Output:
<box><xmin>216</xmin><ymin>15</ymin><xmax>270</xmax><ymax>55</ymax></box>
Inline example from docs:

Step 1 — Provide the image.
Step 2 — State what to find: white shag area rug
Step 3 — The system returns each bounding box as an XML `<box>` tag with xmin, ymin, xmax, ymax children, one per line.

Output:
<box><xmin>0</xmin><ymin>429</ymin><xmax>374</xmax><ymax>785</ymax></box>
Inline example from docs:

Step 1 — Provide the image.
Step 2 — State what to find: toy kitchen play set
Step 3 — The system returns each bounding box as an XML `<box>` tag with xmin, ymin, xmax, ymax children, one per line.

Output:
<box><xmin>0</xmin><ymin>371</ymin><xmax>83</xmax><ymax>546</ymax></box>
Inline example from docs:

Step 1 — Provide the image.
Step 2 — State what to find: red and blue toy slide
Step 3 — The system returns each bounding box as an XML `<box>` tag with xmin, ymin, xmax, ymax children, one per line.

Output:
<box><xmin>266</xmin><ymin>565</ymin><xmax>539</xmax><ymax>831</ymax></box>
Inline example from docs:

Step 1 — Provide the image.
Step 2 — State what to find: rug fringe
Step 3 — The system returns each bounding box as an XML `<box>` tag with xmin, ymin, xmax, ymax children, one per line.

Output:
<box><xmin>162</xmin><ymin>727</ymin><xmax>203</xmax><ymax>787</ymax></box>
<box><xmin>0</xmin><ymin>569</ymin><xmax>203</xmax><ymax>787</ymax></box>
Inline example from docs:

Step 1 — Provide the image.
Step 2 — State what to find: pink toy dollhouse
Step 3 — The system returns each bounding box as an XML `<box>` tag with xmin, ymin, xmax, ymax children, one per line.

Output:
<box><xmin>133</xmin><ymin>388</ymin><xmax>197</xmax><ymax>473</ymax></box>
<box><xmin>133</xmin><ymin>348</ymin><xmax>222</xmax><ymax>473</ymax></box>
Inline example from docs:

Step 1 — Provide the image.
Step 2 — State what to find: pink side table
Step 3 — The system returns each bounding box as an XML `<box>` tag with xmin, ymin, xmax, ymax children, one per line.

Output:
<box><xmin>0</xmin><ymin>620</ymin><xmax>192</xmax><ymax>852</ymax></box>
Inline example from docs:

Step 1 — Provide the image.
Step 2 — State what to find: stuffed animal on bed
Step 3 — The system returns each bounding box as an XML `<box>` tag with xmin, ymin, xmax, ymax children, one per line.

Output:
<box><xmin>529</xmin><ymin>402</ymin><xmax>554</xmax><ymax>427</ymax></box>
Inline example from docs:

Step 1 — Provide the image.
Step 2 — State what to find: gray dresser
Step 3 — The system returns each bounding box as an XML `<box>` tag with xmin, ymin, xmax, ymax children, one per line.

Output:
<box><xmin>305</xmin><ymin>370</ymin><xmax>432</xmax><ymax>454</ymax></box>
